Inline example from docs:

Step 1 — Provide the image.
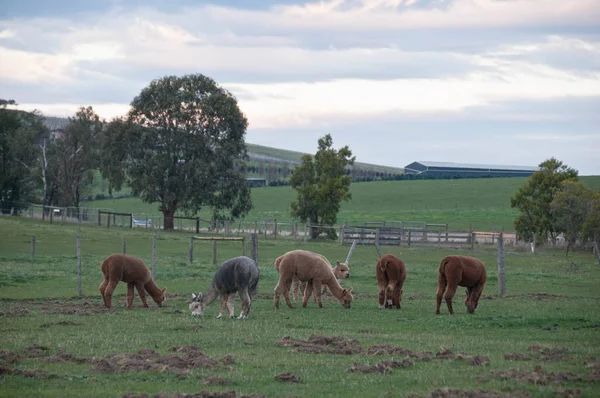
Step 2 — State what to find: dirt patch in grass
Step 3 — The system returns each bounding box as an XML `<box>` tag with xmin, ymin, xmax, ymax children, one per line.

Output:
<box><xmin>40</xmin><ymin>320</ymin><xmax>83</xmax><ymax>328</ymax></box>
<box><xmin>526</xmin><ymin>293</ymin><xmax>564</xmax><ymax>300</ymax></box>
<box><xmin>276</xmin><ymin>336</ymin><xmax>489</xmax><ymax>366</ymax></box>
<box><xmin>349</xmin><ymin>358</ymin><xmax>413</xmax><ymax>374</ymax></box>
<box><xmin>275</xmin><ymin>373</ymin><xmax>300</xmax><ymax>383</ymax></box>
<box><xmin>122</xmin><ymin>392</ymin><xmax>258</xmax><ymax>398</ymax></box>
<box><xmin>430</xmin><ymin>388</ymin><xmax>531</xmax><ymax>397</ymax></box>
<box><xmin>490</xmin><ymin>365</ymin><xmax>582</xmax><ymax>385</ymax></box>
<box><xmin>276</xmin><ymin>335</ymin><xmax>362</xmax><ymax>355</ymax></box>
<box><xmin>504</xmin><ymin>346</ymin><xmax>572</xmax><ymax>362</ymax></box>
<box><xmin>202</xmin><ymin>376</ymin><xmax>231</xmax><ymax>386</ymax></box>
<box><xmin>23</xmin><ymin>344</ymin><xmax>50</xmax><ymax>358</ymax></box>
<box><xmin>0</xmin><ymin>349</ymin><xmax>23</xmax><ymax>364</ymax></box>
<box><xmin>0</xmin><ymin>308</ymin><xmax>29</xmax><ymax>317</ymax></box>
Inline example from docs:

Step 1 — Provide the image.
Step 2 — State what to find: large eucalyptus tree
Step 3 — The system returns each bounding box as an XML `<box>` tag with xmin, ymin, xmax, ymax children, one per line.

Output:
<box><xmin>101</xmin><ymin>74</ymin><xmax>252</xmax><ymax>229</ymax></box>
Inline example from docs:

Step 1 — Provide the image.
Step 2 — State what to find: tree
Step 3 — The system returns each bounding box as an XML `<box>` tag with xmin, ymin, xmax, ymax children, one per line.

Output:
<box><xmin>0</xmin><ymin>102</ymin><xmax>48</xmax><ymax>214</ymax></box>
<box><xmin>51</xmin><ymin>106</ymin><xmax>102</xmax><ymax>209</ymax></box>
<box><xmin>100</xmin><ymin>74</ymin><xmax>252</xmax><ymax>230</ymax></box>
<box><xmin>510</xmin><ymin>158</ymin><xmax>578</xmax><ymax>245</ymax></box>
<box><xmin>290</xmin><ymin>134</ymin><xmax>355</xmax><ymax>239</ymax></box>
<box><xmin>550</xmin><ymin>181</ymin><xmax>593</xmax><ymax>254</ymax></box>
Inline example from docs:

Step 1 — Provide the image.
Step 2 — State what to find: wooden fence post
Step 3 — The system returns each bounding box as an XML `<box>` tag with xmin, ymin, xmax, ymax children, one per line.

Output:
<box><xmin>189</xmin><ymin>236</ymin><xmax>193</xmax><ymax>265</ymax></box>
<box><xmin>152</xmin><ymin>235</ymin><xmax>157</xmax><ymax>280</ymax></box>
<box><xmin>77</xmin><ymin>236</ymin><xmax>82</xmax><ymax>297</ymax></box>
<box><xmin>196</xmin><ymin>218</ymin><xmax>200</xmax><ymax>234</ymax></box>
<box><xmin>375</xmin><ymin>230</ymin><xmax>382</xmax><ymax>258</ymax></box>
<box><xmin>274</xmin><ymin>219</ymin><xmax>278</xmax><ymax>239</ymax></box>
<box><xmin>250</xmin><ymin>233</ymin><xmax>258</xmax><ymax>265</ymax></box>
<box><xmin>497</xmin><ymin>232</ymin><xmax>506</xmax><ymax>296</ymax></box>
<box><xmin>213</xmin><ymin>240</ymin><xmax>218</xmax><ymax>266</ymax></box>
<box><xmin>345</xmin><ymin>240</ymin><xmax>358</xmax><ymax>265</ymax></box>
<box><xmin>408</xmin><ymin>229</ymin><xmax>412</xmax><ymax>247</ymax></box>
<box><xmin>50</xmin><ymin>208</ymin><xmax>54</xmax><ymax>224</ymax></box>
<box><xmin>242</xmin><ymin>237</ymin><xmax>246</xmax><ymax>257</ymax></box>
<box><xmin>31</xmin><ymin>235</ymin><xmax>35</xmax><ymax>260</ymax></box>
<box><xmin>469</xmin><ymin>224</ymin><xmax>474</xmax><ymax>251</ymax></box>
<box><xmin>122</xmin><ymin>235</ymin><xmax>126</xmax><ymax>254</ymax></box>
<box><xmin>303</xmin><ymin>224</ymin><xmax>308</xmax><ymax>243</ymax></box>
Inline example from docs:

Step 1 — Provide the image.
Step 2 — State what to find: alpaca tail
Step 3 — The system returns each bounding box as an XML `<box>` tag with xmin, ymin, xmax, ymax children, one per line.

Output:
<box><xmin>274</xmin><ymin>256</ymin><xmax>283</xmax><ymax>272</ymax></box>
<box><xmin>439</xmin><ymin>258</ymin><xmax>451</xmax><ymax>276</ymax></box>
<box><xmin>379</xmin><ymin>259</ymin><xmax>389</xmax><ymax>273</ymax></box>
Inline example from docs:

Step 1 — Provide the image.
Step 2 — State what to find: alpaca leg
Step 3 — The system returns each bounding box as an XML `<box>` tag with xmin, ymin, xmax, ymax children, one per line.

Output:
<box><xmin>436</xmin><ymin>274</ymin><xmax>447</xmax><ymax>314</ymax></box>
<box><xmin>103</xmin><ymin>280</ymin><xmax>119</xmax><ymax>309</ymax></box>
<box><xmin>218</xmin><ymin>294</ymin><xmax>229</xmax><ymax>318</ymax></box>
<box><xmin>127</xmin><ymin>282</ymin><xmax>136</xmax><ymax>308</ymax></box>
<box><xmin>444</xmin><ymin>283</ymin><xmax>458</xmax><ymax>315</ymax></box>
<box><xmin>282</xmin><ymin>282</ymin><xmax>294</xmax><ymax>309</ymax></box>
<box><xmin>393</xmin><ymin>286</ymin><xmax>403</xmax><ymax>309</ymax></box>
<box><xmin>302</xmin><ymin>282</ymin><xmax>314</xmax><ymax>308</ymax></box>
<box><xmin>238</xmin><ymin>288</ymin><xmax>251</xmax><ymax>319</ymax></box>
<box><xmin>227</xmin><ymin>293</ymin><xmax>235</xmax><ymax>318</ymax></box>
<box><xmin>385</xmin><ymin>281</ymin><xmax>397</xmax><ymax>309</ymax></box>
<box><xmin>99</xmin><ymin>279</ymin><xmax>109</xmax><ymax>307</ymax></box>
<box><xmin>378</xmin><ymin>280</ymin><xmax>387</xmax><ymax>309</ymax></box>
<box><xmin>135</xmin><ymin>282</ymin><xmax>149</xmax><ymax>308</ymax></box>
<box><xmin>312</xmin><ymin>280</ymin><xmax>324</xmax><ymax>308</ymax></box>
<box><xmin>467</xmin><ymin>283</ymin><xmax>484</xmax><ymax>314</ymax></box>
<box><xmin>292</xmin><ymin>277</ymin><xmax>300</xmax><ymax>301</ymax></box>
<box><xmin>274</xmin><ymin>283</ymin><xmax>281</xmax><ymax>309</ymax></box>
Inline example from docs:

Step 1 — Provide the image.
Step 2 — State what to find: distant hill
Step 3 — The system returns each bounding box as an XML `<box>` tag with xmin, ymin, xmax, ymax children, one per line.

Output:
<box><xmin>43</xmin><ymin>117</ymin><xmax>404</xmax><ymax>180</ymax></box>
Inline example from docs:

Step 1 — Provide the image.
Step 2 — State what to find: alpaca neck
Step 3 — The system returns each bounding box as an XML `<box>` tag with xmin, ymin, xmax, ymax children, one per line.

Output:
<box><xmin>324</xmin><ymin>278</ymin><xmax>346</xmax><ymax>300</ymax></box>
<box><xmin>144</xmin><ymin>280</ymin><xmax>163</xmax><ymax>301</ymax></box>
<box><xmin>202</xmin><ymin>288</ymin><xmax>219</xmax><ymax>306</ymax></box>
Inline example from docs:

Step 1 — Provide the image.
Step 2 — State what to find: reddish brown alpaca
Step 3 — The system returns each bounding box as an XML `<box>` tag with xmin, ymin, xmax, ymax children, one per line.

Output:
<box><xmin>436</xmin><ymin>255</ymin><xmax>486</xmax><ymax>315</ymax></box>
<box><xmin>376</xmin><ymin>254</ymin><xmax>407</xmax><ymax>309</ymax></box>
<box><xmin>99</xmin><ymin>254</ymin><xmax>167</xmax><ymax>309</ymax></box>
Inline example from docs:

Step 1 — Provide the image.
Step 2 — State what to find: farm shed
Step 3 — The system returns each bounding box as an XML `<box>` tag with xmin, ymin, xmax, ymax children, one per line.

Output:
<box><xmin>403</xmin><ymin>161</ymin><xmax>539</xmax><ymax>179</ymax></box>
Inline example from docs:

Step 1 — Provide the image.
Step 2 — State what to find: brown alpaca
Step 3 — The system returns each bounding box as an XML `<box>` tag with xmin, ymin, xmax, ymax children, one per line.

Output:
<box><xmin>436</xmin><ymin>255</ymin><xmax>487</xmax><ymax>315</ymax></box>
<box><xmin>98</xmin><ymin>254</ymin><xmax>167</xmax><ymax>309</ymax></box>
<box><xmin>292</xmin><ymin>258</ymin><xmax>350</xmax><ymax>301</ymax></box>
<box><xmin>274</xmin><ymin>250</ymin><xmax>353</xmax><ymax>309</ymax></box>
<box><xmin>376</xmin><ymin>254</ymin><xmax>407</xmax><ymax>309</ymax></box>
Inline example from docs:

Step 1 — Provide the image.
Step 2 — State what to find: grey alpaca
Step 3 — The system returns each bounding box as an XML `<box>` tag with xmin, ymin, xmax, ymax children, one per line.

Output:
<box><xmin>189</xmin><ymin>256</ymin><xmax>260</xmax><ymax>319</ymax></box>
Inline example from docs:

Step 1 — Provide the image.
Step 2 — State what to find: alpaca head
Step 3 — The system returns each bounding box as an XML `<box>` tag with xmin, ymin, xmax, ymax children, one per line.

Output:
<box><xmin>338</xmin><ymin>287</ymin><xmax>353</xmax><ymax>309</ymax></box>
<box><xmin>153</xmin><ymin>287</ymin><xmax>167</xmax><ymax>307</ymax></box>
<box><xmin>333</xmin><ymin>261</ymin><xmax>350</xmax><ymax>279</ymax></box>
<box><xmin>189</xmin><ymin>293</ymin><xmax>206</xmax><ymax>316</ymax></box>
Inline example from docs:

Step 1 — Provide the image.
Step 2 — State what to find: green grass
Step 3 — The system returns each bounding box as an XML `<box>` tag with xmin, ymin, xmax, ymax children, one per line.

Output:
<box><xmin>85</xmin><ymin>176</ymin><xmax>600</xmax><ymax>232</ymax></box>
<box><xmin>1</xmin><ymin>217</ymin><xmax>599</xmax><ymax>397</ymax></box>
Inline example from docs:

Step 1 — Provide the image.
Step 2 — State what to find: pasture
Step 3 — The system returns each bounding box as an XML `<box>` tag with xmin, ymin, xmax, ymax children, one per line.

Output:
<box><xmin>87</xmin><ymin>176</ymin><xmax>600</xmax><ymax>232</ymax></box>
<box><xmin>1</xmin><ymin>217</ymin><xmax>599</xmax><ymax>397</ymax></box>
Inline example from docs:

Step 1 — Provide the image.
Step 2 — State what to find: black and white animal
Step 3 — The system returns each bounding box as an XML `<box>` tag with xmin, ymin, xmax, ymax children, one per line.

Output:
<box><xmin>189</xmin><ymin>256</ymin><xmax>259</xmax><ymax>319</ymax></box>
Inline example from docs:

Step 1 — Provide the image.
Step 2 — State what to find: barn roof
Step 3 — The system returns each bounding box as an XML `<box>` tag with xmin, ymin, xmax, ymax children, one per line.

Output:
<box><xmin>414</xmin><ymin>161</ymin><xmax>539</xmax><ymax>172</ymax></box>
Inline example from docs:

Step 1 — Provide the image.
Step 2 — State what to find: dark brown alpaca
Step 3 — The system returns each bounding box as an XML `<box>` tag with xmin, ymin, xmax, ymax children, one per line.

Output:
<box><xmin>436</xmin><ymin>255</ymin><xmax>486</xmax><ymax>315</ymax></box>
<box><xmin>376</xmin><ymin>254</ymin><xmax>407</xmax><ymax>309</ymax></box>
<box><xmin>99</xmin><ymin>254</ymin><xmax>167</xmax><ymax>309</ymax></box>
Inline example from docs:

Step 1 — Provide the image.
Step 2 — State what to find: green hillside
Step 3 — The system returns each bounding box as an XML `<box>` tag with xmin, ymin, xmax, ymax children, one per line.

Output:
<box><xmin>86</xmin><ymin>175</ymin><xmax>600</xmax><ymax>232</ymax></box>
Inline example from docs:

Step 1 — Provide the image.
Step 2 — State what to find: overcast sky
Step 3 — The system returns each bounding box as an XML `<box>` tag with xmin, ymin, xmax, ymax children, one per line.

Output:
<box><xmin>2</xmin><ymin>0</ymin><xmax>599</xmax><ymax>174</ymax></box>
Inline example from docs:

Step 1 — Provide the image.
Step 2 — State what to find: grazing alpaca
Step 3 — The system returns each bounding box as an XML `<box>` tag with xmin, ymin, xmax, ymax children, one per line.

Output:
<box><xmin>436</xmin><ymin>255</ymin><xmax>487</xmax><ymax>315</ymax></box>
<box><xmin>292</xmin><ymin>259</ymin><xmax>350</xmax><ymax>301</ymax></box>
<box><xmin>189</xmin><ymin>256</ymin><xmax>259</xmax><ymax>319</ymax></box>
<box><xmin>376</xmin><ymin>254</ymin><xmax>407</xmax><ymax>309</ymax></box>
<box><xmin>274</xmin><ymin>250</ymin><xmax>353</xmax><ymax>309</ymax></box>
<box><xmin>98</xmin><ymin>253</ymin><xmax>167</xmax><ymax>309</ymax></box>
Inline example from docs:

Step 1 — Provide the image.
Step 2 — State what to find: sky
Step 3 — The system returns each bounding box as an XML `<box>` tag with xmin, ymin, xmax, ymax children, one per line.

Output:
<box><xmin>1</xmin><ymin>0</ymin><xmax>600</xmax><ymax>175</ymax></box>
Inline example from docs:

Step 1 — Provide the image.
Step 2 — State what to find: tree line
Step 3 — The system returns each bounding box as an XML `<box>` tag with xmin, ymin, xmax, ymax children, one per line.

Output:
<box><xmin>1</xmin><ymin>74</ymin><xmax>598</xmax><ymax>248</ymax></box>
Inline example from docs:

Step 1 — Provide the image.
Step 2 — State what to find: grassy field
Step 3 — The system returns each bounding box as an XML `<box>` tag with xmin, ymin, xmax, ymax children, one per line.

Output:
<box><xmin>246</xmin><ymin>143</ymin><xmax>404</xmax><ymax>175</ymax></box>
<box><xmin>1</xmin><ymin>217</ymin><xmax>599</xmax><ymax>397</ymax></box>
<box><xmin>86</xmin><ymin>176</ymin><xmax>600</xmax><ymax>232</ymax></box>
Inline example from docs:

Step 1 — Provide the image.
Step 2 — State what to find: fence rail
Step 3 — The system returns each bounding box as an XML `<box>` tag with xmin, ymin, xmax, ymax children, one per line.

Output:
<box><xmin>12</xmin><ymin>203</ymin><xmax>523</xmax><ymax>247</ymax></box>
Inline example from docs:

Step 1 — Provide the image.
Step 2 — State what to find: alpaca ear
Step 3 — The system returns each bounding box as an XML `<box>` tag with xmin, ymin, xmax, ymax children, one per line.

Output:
<box><xmin>336</xmin><ymin>261</ymin><xmax>340</xmax><ymax>266</ymax></box>
<box><xmin>162</xmin><ymin>287</ymin><xmax>167</xmax><ymax>294</ymax></box>
<box><xmin>192</xmin><ymin>293</ymin><xmax>197</xmax><ymax>300</ymax></box>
